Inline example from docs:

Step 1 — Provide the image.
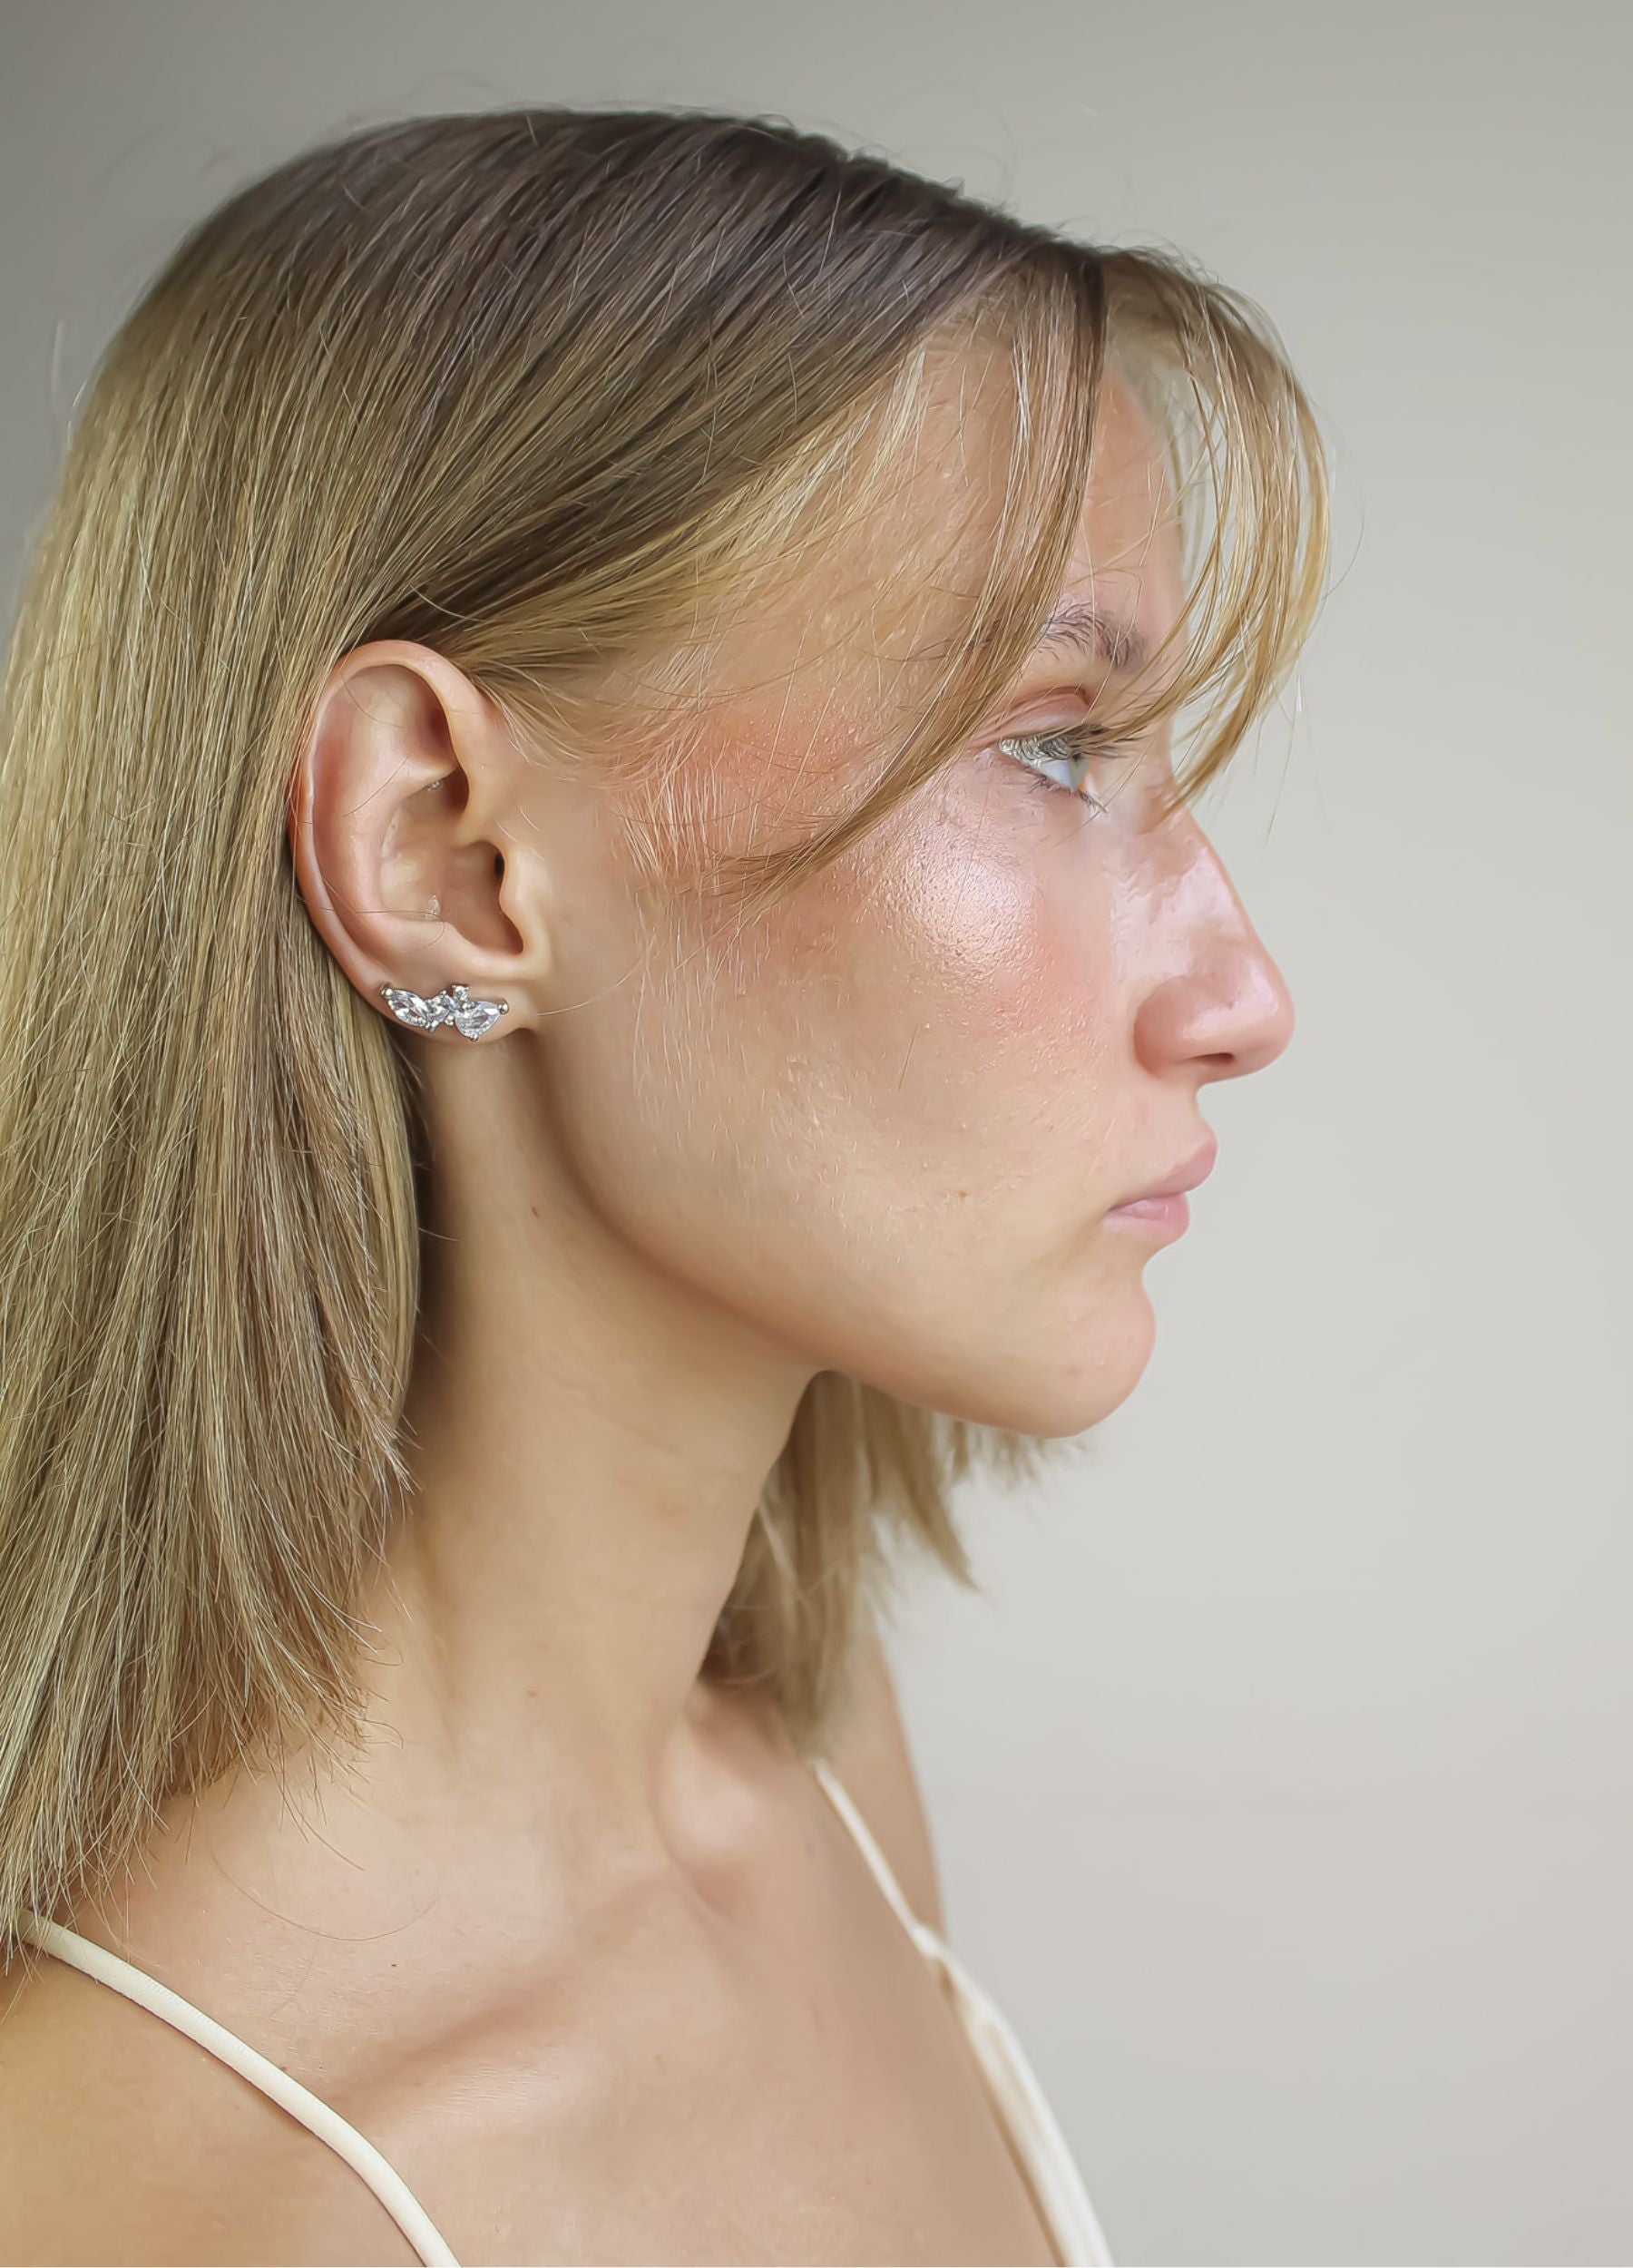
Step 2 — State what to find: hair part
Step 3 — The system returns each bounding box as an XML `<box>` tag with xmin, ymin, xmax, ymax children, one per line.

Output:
<box><xmin>0</xmin><ymin>103</ymin><xmax>1329</xmax><ymax>1963</ymax></box>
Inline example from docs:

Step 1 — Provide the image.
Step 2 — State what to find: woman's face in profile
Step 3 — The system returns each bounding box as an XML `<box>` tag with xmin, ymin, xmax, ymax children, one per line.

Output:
<box><xmin>508</xmin><ymin>363</ymin><xmax>1295</xmax><ymax>1437</ymax></box>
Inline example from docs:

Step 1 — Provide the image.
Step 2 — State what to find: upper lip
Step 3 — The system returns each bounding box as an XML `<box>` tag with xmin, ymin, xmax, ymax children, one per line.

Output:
<box><xmin>1112</xmin><ymin>1135</ymin><xmax>1217</xmax><ymax>1207</ymax></box>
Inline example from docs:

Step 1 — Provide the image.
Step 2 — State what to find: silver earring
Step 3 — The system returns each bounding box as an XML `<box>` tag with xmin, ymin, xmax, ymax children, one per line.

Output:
<box><xmin>379</xmin><ymin>981</ymin><xmax>511</xmax><ymax>1041</ymax></box>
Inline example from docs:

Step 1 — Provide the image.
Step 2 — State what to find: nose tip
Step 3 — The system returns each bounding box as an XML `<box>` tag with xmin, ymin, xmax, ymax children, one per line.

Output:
<box><xmin>1258</xmin><ymin>960</ymin><xmax>1296</xmax><ymax>1068</ymax></box>
<box><xmin>1193</xmin><ymin>948</ymin><xmax>1295</xmax><ymax>1082</ymax></box>
<box><xmin>1232</xmin><ymin>966</ymin><xmax>1295</xmax><ymax>1079</ymax></box>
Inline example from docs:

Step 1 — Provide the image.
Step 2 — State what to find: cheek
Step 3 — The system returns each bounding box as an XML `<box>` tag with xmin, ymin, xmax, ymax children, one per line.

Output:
<box><xmin>543</xmin><ymin>720</ymin><xmax>1120</xmax><ymax>1262</ymax></box>
<box><xmin>768</xmin><ymin>787</ymin><xmax>1118</xmax><ymax>1170</ymax></box>
<box><xmin>534</xmin><ymin>760</ymin><xmax>1139</xmax><ymax>1416</ymax></box>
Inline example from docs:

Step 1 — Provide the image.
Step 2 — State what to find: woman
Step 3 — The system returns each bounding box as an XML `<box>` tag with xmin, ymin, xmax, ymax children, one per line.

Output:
<box><xmin>0</xmin><ymin>106</ymin><xmax>1328</xmax><ymax>2265</ymax></box>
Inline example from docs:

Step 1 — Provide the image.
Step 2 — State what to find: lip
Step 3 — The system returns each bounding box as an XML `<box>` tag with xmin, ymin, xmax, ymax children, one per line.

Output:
<box><xmin>1108</xmin><ymin>1134</ymin><xmax>1217</xmax><ymax>1210</ymax></box>
<box><xmin>1103</xmin><ymin>1191</ymin><xmax>1191</xmax><ymax>1238</ymax></box>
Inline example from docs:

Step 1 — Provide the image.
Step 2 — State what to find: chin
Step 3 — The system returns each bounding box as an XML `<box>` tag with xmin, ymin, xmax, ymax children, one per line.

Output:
<box><xmin>988</xmin><ymin>1376</ymin><xmax>1143</xmax><ymax>1441</ymax></box>
<box><xmin>905</xmin><ymin>1326</ymin><xmax>1157</xmax><ymax>1441</ymax></box>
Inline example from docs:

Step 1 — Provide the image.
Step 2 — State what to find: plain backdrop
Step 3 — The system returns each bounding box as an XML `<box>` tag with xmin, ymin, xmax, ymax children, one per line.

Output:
<box><xmin>2</xmin><ymin>5</ymin><xmax>1628</xmax><ymax>2263</ymax></box>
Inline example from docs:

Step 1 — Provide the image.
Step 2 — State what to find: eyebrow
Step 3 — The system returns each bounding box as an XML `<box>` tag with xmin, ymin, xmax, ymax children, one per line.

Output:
<box><xmin>911</xmin><ymin>597</ymin><xmax>1151</xmax><ymax>673</ymax></box>
<box><xmin>1031</xmin><ymin>598</ymin><xmax>1151</xmax><ymax>674</ymax></box>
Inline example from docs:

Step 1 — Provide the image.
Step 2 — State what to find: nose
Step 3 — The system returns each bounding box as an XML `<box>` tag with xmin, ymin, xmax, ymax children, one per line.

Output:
<box><xmin>1129</xmin><ymin>824</ymin><xmax>1296</xmax><ymax>1083</ymax></box>
<box><xmin>1177</xmin><ymin>940</ymin><xmax>1296</xmax><ymax>1080</ymax></box>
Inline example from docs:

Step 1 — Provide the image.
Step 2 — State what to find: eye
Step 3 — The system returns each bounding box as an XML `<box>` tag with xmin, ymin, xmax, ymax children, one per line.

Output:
<box><xmin>995</xmin><ymin>722</ymin><xmax>1138</xmax><ymax>814</ymax></box>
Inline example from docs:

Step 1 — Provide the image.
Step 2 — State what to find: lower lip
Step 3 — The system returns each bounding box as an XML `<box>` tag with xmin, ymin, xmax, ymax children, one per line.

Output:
<box><xmin>1104</xmin><ymin>1193</ymin><xmax>1191</xmax><ymax>1237</ymax></box>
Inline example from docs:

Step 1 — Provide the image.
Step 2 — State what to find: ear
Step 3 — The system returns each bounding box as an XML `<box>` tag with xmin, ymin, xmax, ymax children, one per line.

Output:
<box><xmin>288</xmin><ymin>641</ymin><xmax>551</xmax><ymax>1039</ymax></box>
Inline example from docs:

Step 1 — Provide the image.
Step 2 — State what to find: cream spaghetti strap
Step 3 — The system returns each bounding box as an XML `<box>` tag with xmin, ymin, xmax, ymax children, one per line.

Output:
<box><xmin>807</xmin><ymin>1755</ymin><xmax>1115</xmax><ymax>2266</ymax></box>
<box><xmin>15</xmin><ymin>1909</ymin><xmax>461</xmax><ymax>2267</ymax></box>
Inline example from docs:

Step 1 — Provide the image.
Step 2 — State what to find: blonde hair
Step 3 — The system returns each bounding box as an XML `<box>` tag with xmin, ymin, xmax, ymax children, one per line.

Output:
<box><xmin>0</xmin><ymin>105</ymin><xmax>1329</xmax><ymax>1958</ymax></box>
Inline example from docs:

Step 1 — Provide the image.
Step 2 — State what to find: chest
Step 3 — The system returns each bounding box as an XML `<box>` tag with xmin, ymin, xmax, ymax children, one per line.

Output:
<box><xmin>214</xmin><ymin>1873</ymin><xmax>1059</xmax><ymax>2264</ymax></box>
<box><xmin>10</xmin><ymin>1780</ymin><xmax>1068</xmax><ymax>2265</ymax></box>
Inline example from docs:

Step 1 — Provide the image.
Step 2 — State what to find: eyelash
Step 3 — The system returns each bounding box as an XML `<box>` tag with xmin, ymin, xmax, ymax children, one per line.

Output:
<box><xmin>995</xmin><ymin>723</ymin><xmax>1136</xmax><ymax>814</ymax></box>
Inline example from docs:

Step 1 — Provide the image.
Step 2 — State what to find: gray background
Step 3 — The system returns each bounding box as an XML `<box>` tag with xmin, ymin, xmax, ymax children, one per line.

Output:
<box><xmin>3</xmin><ymin>5</ymin><xmax>1628</xmax><ymax>2262</ymax></box>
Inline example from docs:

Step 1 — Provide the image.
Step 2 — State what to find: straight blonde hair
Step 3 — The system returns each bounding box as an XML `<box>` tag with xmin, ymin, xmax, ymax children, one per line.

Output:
<box><xmin>0</xmin><ymin>105</ymin><xmax>1329</xmax><ymax>1960</ymax></box>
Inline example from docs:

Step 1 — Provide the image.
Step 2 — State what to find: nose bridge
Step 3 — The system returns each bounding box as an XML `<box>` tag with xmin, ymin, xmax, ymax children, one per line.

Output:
<box><xmin>1135</xmin><ymin>801</ymin><xmax>1295</xmax><ymax>1076</ymax></box>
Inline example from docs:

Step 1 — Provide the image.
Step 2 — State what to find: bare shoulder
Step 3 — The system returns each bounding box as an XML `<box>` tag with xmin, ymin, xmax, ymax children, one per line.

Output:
<box><xmin>0</xmin><ymin>1943</ymin><xmax>143</xmax><ymax>2264</ymax></box>
<box><xmin>0</xmin><ymin>1945</ymin><xmax>230</xmax><ymax>2264</ymax></box>
<box><xmin>819</xmin><ymin>1613</ymin><xmax>947</xmax><ymax>1934</ymax></box>
<box><xmin>0</xmin><ymin>1942</ymin><xmax>406</xmax><ymax>2266</ymax></box>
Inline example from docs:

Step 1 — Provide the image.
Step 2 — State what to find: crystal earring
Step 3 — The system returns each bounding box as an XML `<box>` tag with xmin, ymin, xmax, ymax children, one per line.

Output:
<box><xmin>379</xmin><ymin>981</ymin><xmax>511</xmax><ymax>1041</ymax></box>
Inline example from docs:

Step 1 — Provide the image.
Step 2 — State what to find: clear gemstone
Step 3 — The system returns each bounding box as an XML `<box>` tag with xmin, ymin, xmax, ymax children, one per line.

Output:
<box><xmin>382</xmin><ymin>986</ymin><xmax>443</xmax><ymax>1029</ymax></box>
<box><xmin>451</xmin><ymin>996</ymin><xmax>504</xmax><ymax>1039</ymax></box>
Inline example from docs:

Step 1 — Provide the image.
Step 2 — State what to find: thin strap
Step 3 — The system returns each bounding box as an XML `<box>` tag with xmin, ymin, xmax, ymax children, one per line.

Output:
<box><xmin>930</xmin><ymin>1935</ymin><xmax>1116</xmax><ymax>2266</ymax></box>
<box><xmin>807</xmin><ymin>1755</ymin><xmax>943</xmax><ymax>1951</ymax></box>
<box><xmin>13</xmin><ymin>1908</ymin><xmax>461</xmax><ymax>2268</ymax></box>
<box><xmin>807</xmin><ymin>1758</ymin><xmax>1115</xmax><ymax>2268</ymax></box>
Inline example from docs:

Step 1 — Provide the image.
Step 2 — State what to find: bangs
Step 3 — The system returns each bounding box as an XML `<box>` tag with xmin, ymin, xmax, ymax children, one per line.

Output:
<box><xmin>682</xmin><ymin>237</ymin><xmax>1329</xmax><ymax>918</ymax></box>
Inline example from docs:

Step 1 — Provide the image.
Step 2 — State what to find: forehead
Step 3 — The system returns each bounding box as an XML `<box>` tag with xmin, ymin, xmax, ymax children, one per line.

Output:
<box><xmin>679</xmin><ymin>332</ymin><xmax>1185</xmax><ymax>730</ymax></box>
<box><xmin>1051</xmin><ymin>367</ymin><xmax>1184</xmax><ymax>648</ymax></box>
<box><xmin>939</xmin><ymin>340</ymin><xmax>1184</xmax><ymax>655</ymax></box>
<box><xmin>833</xmin><ymin>340</ymin><xmax>1178</xmax><ymax>672</ymax></box>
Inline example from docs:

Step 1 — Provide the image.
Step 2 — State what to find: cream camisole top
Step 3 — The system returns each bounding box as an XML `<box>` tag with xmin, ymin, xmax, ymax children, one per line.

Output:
<box><xmin>15</xmin><ymin>1756</ymin><xmax>1115</xmax><ymax>2266</ymax></box>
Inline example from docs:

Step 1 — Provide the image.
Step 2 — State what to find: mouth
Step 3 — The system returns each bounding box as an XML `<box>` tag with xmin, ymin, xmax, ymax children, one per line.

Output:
<box><xmin>1108</xmin><ymin>1134</ymin><xmax>1217</xmax><ymax>1209</ymax></box>
<box><xmin>1103</xmin><ymin>1190</ymin><xmax>1192</xmax><ymax>1238</ymax></box>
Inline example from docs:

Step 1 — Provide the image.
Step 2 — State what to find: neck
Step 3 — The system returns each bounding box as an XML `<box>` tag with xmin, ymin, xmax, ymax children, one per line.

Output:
<box><xmin>340</xmin><ymin>1044</ymin><xmax>820</xmax><ymax>1858</ymax></box>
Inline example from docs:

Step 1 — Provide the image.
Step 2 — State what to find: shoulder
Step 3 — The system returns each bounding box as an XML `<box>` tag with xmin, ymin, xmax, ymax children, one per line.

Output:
<box><xmin>819</xmin><ymin>1613</ymin><xmax>947</xmax><ymax>1935</ymax></box>
<box><xmin>0</xmin><ymin>1947</ymin><xmax>214</xmax><ymax>2263</ymax></box>
<box><xmin>0</xmin><ymin>1939</ymin><xmax>395</xmax><ymax>2265</ymax></box>
<box><xmin>0</xmin><ymin>1947</ymin><xmax>165</xmax><ymax>2261</ymax></box>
